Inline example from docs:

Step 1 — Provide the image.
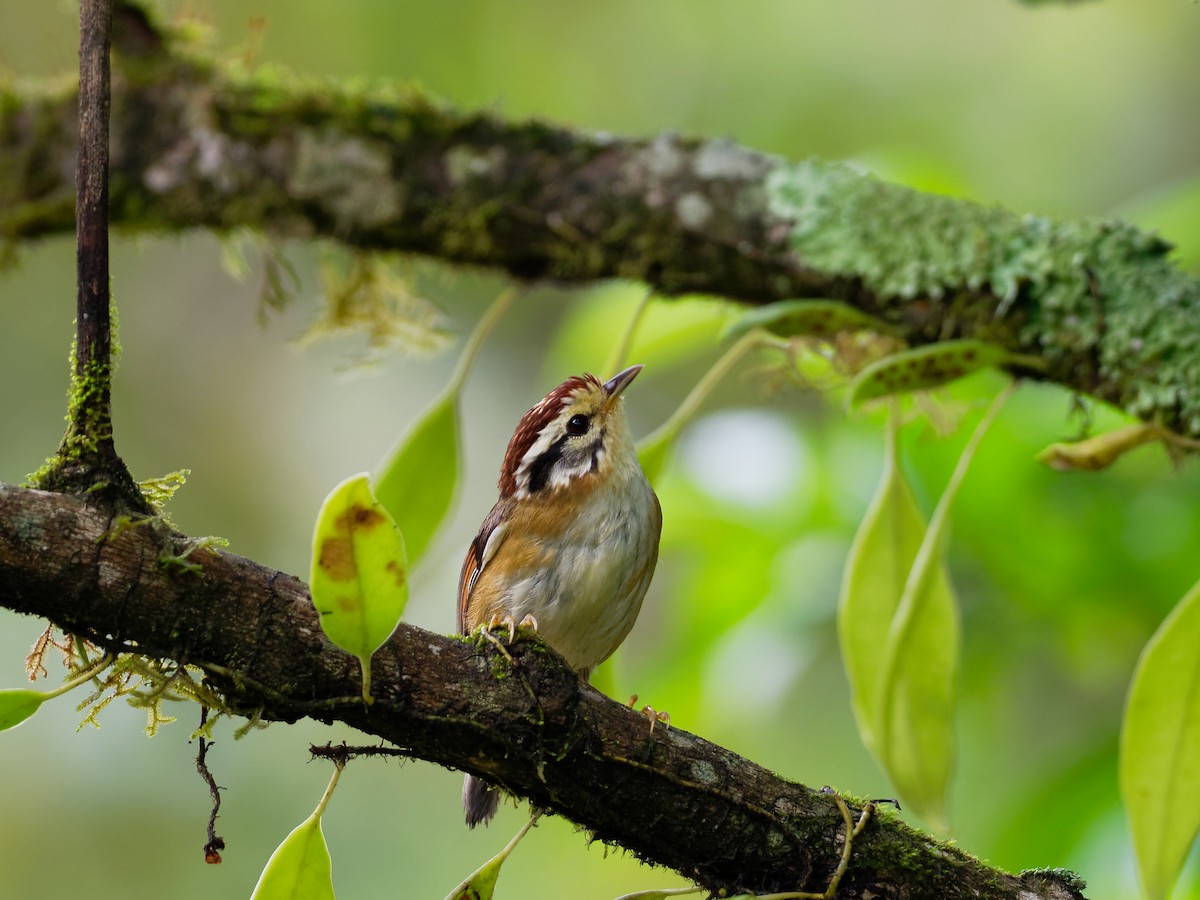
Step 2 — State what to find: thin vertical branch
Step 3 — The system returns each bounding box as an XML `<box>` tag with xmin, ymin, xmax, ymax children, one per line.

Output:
<box><xmin>32</xmin><ymin>0</ymin><xmax>149</xmax><ymax>511</ymax></box>
<box><xmin>76</xmin><ymin>0</ymin><xmax>114</xmax><ymax>403</ymax></box>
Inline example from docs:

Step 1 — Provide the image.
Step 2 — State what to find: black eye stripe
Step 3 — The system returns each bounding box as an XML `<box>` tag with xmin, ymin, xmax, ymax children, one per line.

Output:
<box><xmin>525</xmin><ymin>416</ymin><xmax>599</xmax><ymax>493</ymax></box>
<box><xmin>526</xmin><ymin>435</ymin><xmax>567</xmax><ymax>493</ymax></box>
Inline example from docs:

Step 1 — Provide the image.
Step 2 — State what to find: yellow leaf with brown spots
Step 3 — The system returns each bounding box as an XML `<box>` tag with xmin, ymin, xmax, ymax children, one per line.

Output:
<box><xmin>310</xmin><ymin>473</ymin><xmax>408</xmax><ymax>702</ymax></box>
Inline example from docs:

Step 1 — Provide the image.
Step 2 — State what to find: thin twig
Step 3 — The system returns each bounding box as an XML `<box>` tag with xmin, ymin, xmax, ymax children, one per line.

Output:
<box><xmin>195</xmin><ymin>707</ymin><xmax>226</xmax><ymax>864</ymax></box>
<box><xmin>310</xmin><ymin>741</ymin><xmax>410</xmax><ymax>765</ymax></box>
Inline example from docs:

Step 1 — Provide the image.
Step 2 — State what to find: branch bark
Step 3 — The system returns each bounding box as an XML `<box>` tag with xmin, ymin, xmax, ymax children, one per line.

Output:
<box><xmin>2</xmin><ymin>5</ymin><xmax>1199</xmax><ymax>438</ymax></box>
<box><xmin>0</xmin><ymin>482</ymin><xmax>1085</xmax><ymax>900</ymax></box>
<box><xmin>75</xmin><ymin>0</ymin><xmax>113</xmax><ymax>378</ymax></box>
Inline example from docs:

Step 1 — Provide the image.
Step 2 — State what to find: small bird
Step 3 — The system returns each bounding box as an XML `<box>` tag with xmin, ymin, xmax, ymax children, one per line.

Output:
<box><xmin>457</xmin><ymin>364</ymin><xmax>662</xmax><ymax>828</ymax></box>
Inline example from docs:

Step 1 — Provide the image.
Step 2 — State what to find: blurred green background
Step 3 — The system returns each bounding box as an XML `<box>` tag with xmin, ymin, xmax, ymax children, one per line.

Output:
<box><xmin>2</xmin><ymin>1</ymin><xmax>1200</xmax><ymax>898</ymax></box>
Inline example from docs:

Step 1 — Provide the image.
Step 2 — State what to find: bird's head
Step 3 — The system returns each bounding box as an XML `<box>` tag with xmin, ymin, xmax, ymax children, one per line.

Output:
<box><xmin>498</xmin><ymin>365</ymin><xmax>644</xmax><ymax>499</ymax></box>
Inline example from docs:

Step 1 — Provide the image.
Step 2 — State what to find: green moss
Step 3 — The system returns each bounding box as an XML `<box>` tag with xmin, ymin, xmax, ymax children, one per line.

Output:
<box><xmin>767</xmin><ymin>159</ymin><xmax>1200</xmax><ymax>433</ymax></box>
<box><xmin>0</xmin><ymin>80</ymin><xmax>78</xmax><ymax>242</ymax></box>
<box><xmin>218</xmin><ymin>64</ymin><xmax>446</xmax><ymax>147</ymax></box>
<box><xmin>138</xmin><ymin>468</ymin><xmax>190</xmax><ymax>518</ymax></box>
<box><xmin>27</xmin><ymin>300</ymin><xmax>156</xmax><ymax>513</ymax></box>
<box><xmin>1020</xmin><ymin>867</ymin><xmax>1087</xmax><ymax>894</ymax></box>
<box><xmin>73</xmin><ymin>652</ymin><xmax>235</xmax><ymax>736</ymax></box>
<box><xmin>26</xmin><ymin>341</ymin><xmax>111</xmax><ymax>490</ymax></box>
<box><xmin>158</xmin><ymin>535</ymin><xmax>230</xmax><ymax>575</ymax></box>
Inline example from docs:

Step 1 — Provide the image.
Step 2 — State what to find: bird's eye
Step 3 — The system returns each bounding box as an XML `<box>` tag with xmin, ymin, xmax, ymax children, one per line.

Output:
<box><xmin>566</xmin><ymin>414</ymin><xmax>591</xmax><ymax>436</ymax></box>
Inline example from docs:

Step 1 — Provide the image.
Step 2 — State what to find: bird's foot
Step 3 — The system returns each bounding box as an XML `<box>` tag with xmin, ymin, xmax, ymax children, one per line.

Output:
<box><xmin>627</xmin><ymin>694</ymin><xmax>671</xmax><ymax>734</ymax></box>
<box><xmin>484</xmin><ymin>612</ymin><xmax>539</xmax><ymax>642</ymax></box>
<box><xmin>480</xmin><ymin>614</ymin><xmax>517</xmax><ymax>664</ymax></box>
<box><xmin>479</xmin><ymin>614</ymin><xmax>540</xmax><ymax>665</ymax></box>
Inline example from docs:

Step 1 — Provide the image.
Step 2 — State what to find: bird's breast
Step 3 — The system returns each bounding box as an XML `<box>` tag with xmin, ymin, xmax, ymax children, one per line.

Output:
<box><xmin>471</xmin><ymin>469</ymin><xmax>660</xmax><ymax>676</ymax></box>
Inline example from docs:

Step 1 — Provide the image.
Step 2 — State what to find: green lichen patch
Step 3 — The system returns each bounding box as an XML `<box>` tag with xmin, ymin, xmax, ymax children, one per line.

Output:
<box><xmin>767</xmin><ymin>159</ymin><xmax>1200</xmax><ymax>434</ymax></box>
<box><xmin>768</xmin><ymin>159</ymin><xmax>1163</xmax><ymax>318</ymax></box>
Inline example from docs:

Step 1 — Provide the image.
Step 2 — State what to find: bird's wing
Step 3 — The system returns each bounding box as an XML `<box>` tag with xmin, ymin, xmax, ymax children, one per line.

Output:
<box><xmin>456</xmin><ymin>498</ymin><xmax>511</xmax><ymax>634</ymax></box>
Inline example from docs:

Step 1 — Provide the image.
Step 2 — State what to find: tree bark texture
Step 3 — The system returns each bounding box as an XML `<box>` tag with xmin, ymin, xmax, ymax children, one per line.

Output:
<box><xmin>0</xmin><ymin>5</ymin><xmax>1198</xmax><ymax>437</ymax></box>
<box><xmin>75</xmin><ymin>0</ymin><xmax>113</xmax><ymax>384</ymax></box>
<box><xmin>0</xmin><ymin>483</ymin><xmax>1086</xmax><ymax>900</ymax></box>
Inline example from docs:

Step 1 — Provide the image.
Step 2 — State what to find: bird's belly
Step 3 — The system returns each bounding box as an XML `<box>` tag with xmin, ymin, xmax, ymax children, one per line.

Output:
<box><xmin>503</xmin><ymin>480</ymin><xmax>658</xmax><ymax>675</ymax></box>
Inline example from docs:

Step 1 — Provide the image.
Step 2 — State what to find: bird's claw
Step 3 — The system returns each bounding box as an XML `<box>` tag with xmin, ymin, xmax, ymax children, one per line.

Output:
<box><xmin>627</xmin><ymin>694</ymin><xmax>670</xmax><ymax>734</ymax></box>
<box><xmin>484</xmin><ymin>612</ymin><xmax>516</xmax><ymax>643</ymax></box>
<box><xmin>479</xmin><ymin>614</ymin><xmax>540</xmax><ymax>664</ymax></box>
<box><xmin>483</xmin><ymin>612</ymin><xmax>539</xmax><ymax>643</ymax></box>
<box><xmin>644</xmin><ymin>707</ymin><xmax>670</xmax><ymax>733</ymax></box>
<box><xmin>480</xmin><ymin>615</ymin><xmax>517</xmax><ymax>663</ymax></box>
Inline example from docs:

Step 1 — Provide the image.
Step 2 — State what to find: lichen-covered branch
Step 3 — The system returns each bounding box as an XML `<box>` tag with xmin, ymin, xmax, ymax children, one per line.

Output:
<box><xmin>0</xmin><ymin>482</ymin><xmax>1086</xmax><ymax>899</ymax></box>
<box><xmin>1</xmin><ymin>7</ymin><xmax>1199</xmax><ymax>436</ymax></box>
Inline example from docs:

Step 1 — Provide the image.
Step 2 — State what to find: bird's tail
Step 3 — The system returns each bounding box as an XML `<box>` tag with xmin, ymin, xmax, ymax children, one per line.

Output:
<box><xmin>462</xmin><ymin>774</ymin><xmax>500</xmax><ymax>828</ymax></box>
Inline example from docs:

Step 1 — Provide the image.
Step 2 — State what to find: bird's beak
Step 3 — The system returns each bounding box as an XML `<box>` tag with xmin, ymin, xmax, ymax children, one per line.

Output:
<box><xmin>602</xmin><ymin>364</ymin><xmax>643</xmax><ymax>404</ymax></box>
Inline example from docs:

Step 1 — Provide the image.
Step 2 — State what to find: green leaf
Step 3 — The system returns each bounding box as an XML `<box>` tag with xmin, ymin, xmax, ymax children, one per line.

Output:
<box><xmin>443</xmin><ymin>853</ymin><xmax>503</xmax><ymax>900</ymax></box>
<box><xmin>838</xmin><ymin>416</ymin><xmax>959</xmax><ymax>829</ymax></box>
<box><xmin>846</xmin><ymin>340</ymin><xmax>1013</xmax><ymax>407</ymax></box>
<box><xmin>842</xmin><ymin>390</ymin><xmax>1007</xmax><ymax>828</ymax></box>
<box><xmin>1120</xmin><ymin>577</ymin><xmax>1200</xmax><ymax>900</ymax></box>
<box><xmin>310</xmin><ymin>473</ymin><xmax>408</xmax><ymax>702</ymax></box>
<box><xmin>721</xmin><ymin>298</ymin><xmax>891</xmax><ymax>341</ymax></box>
<box><xmin>249</xmin><ymin>813</ymin><xmax>334</xmax><ymax>900</ymax></box>
<box><xmin>839</xmin><ymin>427</ymin><xmax>928</xmax><ymax>743</ymax></box>
<box><xmin>251</xmin><ymin>765</ymin><xmax>343</xmax><ymax>900</ymax></box>
<box><xmin>374</xmin><ymin>391</ymin><xmax>460</xmax><ymax>568</ymax></box>
<box><xmin>875</xmin><ymin>535</ymin><xmax>959</xmax><ymax>833</ymax></box>
<box><xmin>0</xmin><ymin>689</ymin><xmax>46</xmax><ymax>732</ymax></box>
<box><xmin>442</xmin><ymin>816</ymin><xmax>535</xmax><ymax>900</ymax></box>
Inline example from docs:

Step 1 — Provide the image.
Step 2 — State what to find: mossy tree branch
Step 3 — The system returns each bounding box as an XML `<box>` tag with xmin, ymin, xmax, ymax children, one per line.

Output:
<box><xmin>0</xmin><ymin>483</ymin><xmax>1087</xmax><ymax>900</ymax></box>
<box><xmin>0</xmin><ymin>3</ymin><xmax>1160</xmax><ymax>898</ymax></box>
<box><xmin>1</xmin><ymin>3</ymin><xmax>1198</xmax><ymax>438</ymax></box>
